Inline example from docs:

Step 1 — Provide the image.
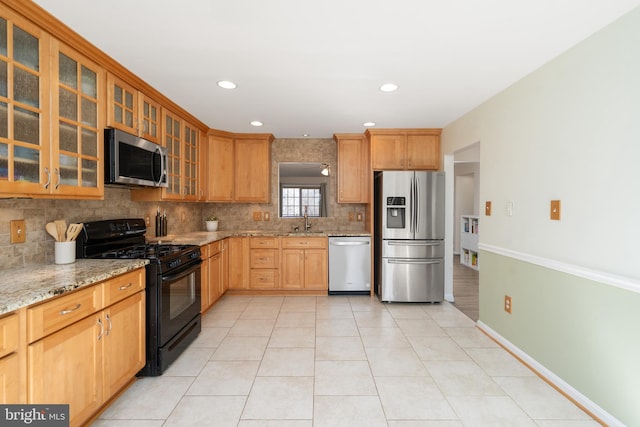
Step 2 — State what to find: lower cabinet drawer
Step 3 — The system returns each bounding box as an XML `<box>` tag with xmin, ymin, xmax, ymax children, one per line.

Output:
<box><xmin>27</xmin><ymin>285</ymin><xmax>102</xmax><ymax>343</ymax></box>
<box><xmin>103</xmin><ymin>269</ymin><xmax>145</xmax><ymax>306</ymax></box>
<box><xmin>250</xmin><ymin>270</ymin><xmax>279</xmax><ymax>289</ymax></box>
<box><xmin>250</xmin><ymin>249</ymin><xmax>279</xmax><ymax>269</ymax></box>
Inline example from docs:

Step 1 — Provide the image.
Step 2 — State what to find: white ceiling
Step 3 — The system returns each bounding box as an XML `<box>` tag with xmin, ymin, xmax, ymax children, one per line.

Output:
<box><xmin>33</xmin><ymin>0</ymin><xmax>640</xmax><ymax>138</ymax></box>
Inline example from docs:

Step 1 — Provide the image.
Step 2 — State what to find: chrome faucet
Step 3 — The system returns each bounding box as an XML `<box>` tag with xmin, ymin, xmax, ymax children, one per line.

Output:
<box><xmin>303</xmin><ymin>206</ymin><xmax>311</xmax><ymax>231</ymax></box>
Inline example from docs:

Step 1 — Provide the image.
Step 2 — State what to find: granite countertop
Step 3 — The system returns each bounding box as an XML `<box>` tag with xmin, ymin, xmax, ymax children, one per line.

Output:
<box><xmin>147</xmin><ymin>229</ymin><xmax>372</xmax><ymax>246</ymax></box>
<box><xmin>0</xmin><ymin>259</ymin><xmax>149</xmax><ymax>315</ymax></box>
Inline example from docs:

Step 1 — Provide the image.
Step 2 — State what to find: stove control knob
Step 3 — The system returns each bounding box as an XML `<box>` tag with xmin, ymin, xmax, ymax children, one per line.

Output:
<box><xmin>169</xmin><ymin>259</ymin><xmax>182</xmax><ymax>269</ymax></box>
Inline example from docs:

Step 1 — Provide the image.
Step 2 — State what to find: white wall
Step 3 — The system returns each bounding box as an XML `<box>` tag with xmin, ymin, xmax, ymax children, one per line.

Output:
<box><xmin>441</xmin><ymin>6</ymin><xmax>640</xmax><ymax>425</ymax></box>
<box><xmin>443</xmin><ymin>6</ymin><xmax>640</xmax><ymax>279</ymax></box>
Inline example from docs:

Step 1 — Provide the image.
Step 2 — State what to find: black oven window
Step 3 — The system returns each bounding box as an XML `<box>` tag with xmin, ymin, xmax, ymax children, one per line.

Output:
<box><xmin>169</xmin><ymin>273</ymin><xmax>196</xmax><ymax>319</ymax></box>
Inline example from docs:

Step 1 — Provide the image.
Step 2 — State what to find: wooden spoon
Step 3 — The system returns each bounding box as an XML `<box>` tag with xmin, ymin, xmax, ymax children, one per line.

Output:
<box><xmin>55</xmin><ymin>220</ymin><xmax>67</xmax><ymax>243</ymax></box>
<box><xmin>45</xmin><ymin>222</ymin><xmax>60</xmax><ymax>241</ymax></box>
<box><xmin>66</xmin><ymin>223</ymin><xmax>83</xmax><ymax>241</ymax></box>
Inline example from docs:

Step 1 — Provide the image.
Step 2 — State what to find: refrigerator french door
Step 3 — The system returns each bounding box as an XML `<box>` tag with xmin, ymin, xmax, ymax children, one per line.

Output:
<box><xmin>375</xmin><ymin>171</ymin><xmax>445</xmax><ymax>302</ymax></box>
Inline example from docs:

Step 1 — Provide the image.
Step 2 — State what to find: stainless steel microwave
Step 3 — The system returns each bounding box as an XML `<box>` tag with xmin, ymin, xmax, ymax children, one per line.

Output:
<box><xmin>105</xmin><ymin>128</ymin><xmax>168</xmax><ymax>187</ymax></box>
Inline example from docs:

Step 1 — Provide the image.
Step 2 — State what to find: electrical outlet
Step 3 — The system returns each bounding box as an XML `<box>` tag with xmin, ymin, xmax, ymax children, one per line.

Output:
<box><xmin>263</xmin><ymin>212</ymin><xmax>270</xmax><ymax>221</ymax></box>
<box><xmin>356</xmin><ymin>212</ymin><xmax>363</xmax><ymax>222</ymax></box>
<box><xmin>181</xmin><ymin>212</ymin><xmax>186</xmax><ymax>223</ymax></box>
<box><xmin>504</xmin><ymin>295</ymin><xmax>512</xmax><ymax>314</ymax></box>
<box><xmin>10</xmin><ymin>220</ymin><xmax>26</xmax><ymax>244</ymax></box>
<box><xmin>485</xmin><ymin>201</ymin><xmax>492</xmax><ymax>216</ymax></box>
<box><xmin>550</xmin><ymin>200</ymin><xmax>561</xmax><ymax>220</ymax></box>
<box><xmin>145</xmin><ymin>215</ymin><xmax>151</xmax><ymax>226</ymax></box>
<box><xmin>252</xmin><ymin>211</ymin><xmax>263</xmax><ymax>221</ymax></box>
<box><xmin>348</xmin><ymin>212</ymin><xmax>354</xmax><ymax>221</ymax></box>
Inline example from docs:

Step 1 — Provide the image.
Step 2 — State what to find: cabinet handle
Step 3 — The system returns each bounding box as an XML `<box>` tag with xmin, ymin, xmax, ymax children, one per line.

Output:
<box><xmin>59</xmin><ymin>303</ymin><xmax>81</xmax><ymax>315</ymax></box>
<box><xmin>43</xmin><ymin>167</ymin><xmax>51</xmax><ymax>189</ymax></box>
<box><xmin>54</xmin><ymin>168</ymin><xmax>61</xmax><ymax>189</ymax></box>
<box><xmin>119</xmin><ymin>282</ymin><xmax>133</xmax><ymax>291</ymax></box>
<box><xmin>105</xmin><ymin>313</ymin><xmax>112</xmax><ymax>336</ymax></box>
<box><xmin>97</xmin><ymin>317</ymin><xmax>104</xmax><ymax>341</ymax></box>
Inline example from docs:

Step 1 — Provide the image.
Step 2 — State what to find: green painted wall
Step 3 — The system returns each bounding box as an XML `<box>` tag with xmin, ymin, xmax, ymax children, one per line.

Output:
<box><xmin>480</xmin><ymin>251</ymin><xmax>640</xmax><ymax>425</ymax></box>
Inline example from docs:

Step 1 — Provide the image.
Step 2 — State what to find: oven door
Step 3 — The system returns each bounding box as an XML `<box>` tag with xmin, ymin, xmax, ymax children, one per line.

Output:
<box><xmin>159</xmin><ymin>260</ymin><xmax>202</xmax><ymax>346</ymax></box>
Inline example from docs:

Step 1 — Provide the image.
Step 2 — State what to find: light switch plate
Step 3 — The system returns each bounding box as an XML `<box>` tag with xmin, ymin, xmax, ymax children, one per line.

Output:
<box><xmin>10</xmin><ymin>219</ymin><xmax>26</xmax><ymax>244</ymax></box>
<box><xmin>252</xmin><ymin>211</ymin><xmax>263</xmax><ymax>221</ymax></box>
<box><xmin>550</xmin><ymin>200</ymin><xmax>561</xmax><ymax>220</ymax></box>
<box><xmin>485</xmin><ymin>201</ymin><xmax>492</xmax><ymax>216</ymax></box>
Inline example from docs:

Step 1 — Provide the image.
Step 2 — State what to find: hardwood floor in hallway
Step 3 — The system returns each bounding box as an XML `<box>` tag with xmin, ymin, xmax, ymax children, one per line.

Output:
<box><xmin>453</xmin><ymin>255</ymin><xmax>479</xmax><ymax>321</ymax></box>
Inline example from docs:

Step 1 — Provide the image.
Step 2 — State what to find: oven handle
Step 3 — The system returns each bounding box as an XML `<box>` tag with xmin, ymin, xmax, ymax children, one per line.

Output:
<box><xmin>161</xmin><ymin>259</ymin><xmax>202</xmax><ymax>282</ymax></box>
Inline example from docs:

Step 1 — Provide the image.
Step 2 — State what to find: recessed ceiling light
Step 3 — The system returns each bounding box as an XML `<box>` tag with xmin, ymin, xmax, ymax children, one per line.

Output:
<box><xmin>250</xmin><ymin>121</ymin><xmax>263</xmax><ymax>127</ymax></box>
<box><xmin>379</xmin><ymin>83</ymin><xmax>398</xmax><ymax>92</ymax></box>
<box><xmin>302</xmin><ymin>133</ymin><xmax>310</xmax><ymax>137</ymax></box>
<box><xmin>217</xmin><ymin>80</ymin><xmax>237</xmax><ymax>89</ymax></box>
<box><xmin>363</xmin><ymin>122</ymin><xmax>376</xmax><ymax>127</ymax></box>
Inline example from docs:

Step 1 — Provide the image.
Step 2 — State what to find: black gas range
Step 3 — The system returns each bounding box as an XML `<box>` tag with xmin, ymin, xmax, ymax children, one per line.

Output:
<box><xmin>76</xmin><ymin>218</ymin><xmax>202</xmax><ymax>376</ymax></box>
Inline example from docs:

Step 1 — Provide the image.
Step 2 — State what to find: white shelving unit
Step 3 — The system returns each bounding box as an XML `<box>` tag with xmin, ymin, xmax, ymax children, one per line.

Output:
<box><xmin>460</xmin><ymin>215</ymin><xmax>479</xmax><ymax>270</ymax></box>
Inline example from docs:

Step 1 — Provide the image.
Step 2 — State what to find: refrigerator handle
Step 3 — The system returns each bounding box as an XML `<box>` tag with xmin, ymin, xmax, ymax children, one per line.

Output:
<box><xmin>409</xmin><ymin>176</ymin><xmax>414</xmax><ymax>233</ymax></box>
<box><xmin>415</xmin><ymin>176</ymin><xmax>420</xmax><ymax>234</ymax></box>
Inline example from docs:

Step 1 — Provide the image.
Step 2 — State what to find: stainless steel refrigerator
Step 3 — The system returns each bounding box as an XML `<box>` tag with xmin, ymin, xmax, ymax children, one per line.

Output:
<box><xmin>374</xmin><ymin>171</ymin><xmax>445</xmax><ymax>302</ymax></box>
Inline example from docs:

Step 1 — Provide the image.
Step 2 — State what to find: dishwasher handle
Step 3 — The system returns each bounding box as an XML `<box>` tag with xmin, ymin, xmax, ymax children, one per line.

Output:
<box><xmin>330</xmin><ymin>241</ymin><xmax>370</xmax><ymax>246</ymax></box>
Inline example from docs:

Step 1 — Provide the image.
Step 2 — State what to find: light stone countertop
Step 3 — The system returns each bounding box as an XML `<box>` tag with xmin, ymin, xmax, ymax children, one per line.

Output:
<box><xmin>147</xmin><ymin>229</ymin><xmax>371</xmax><ymax>246</ymax></box>
<box><xmin>2</xmin><ymin>230</ymin><xmax>370</xmax><ymax>316</ymax></box>
<box><xmin>0</xmin><ymin>259</ymin><xmax>149</xmax><ymax>315</ymax></box>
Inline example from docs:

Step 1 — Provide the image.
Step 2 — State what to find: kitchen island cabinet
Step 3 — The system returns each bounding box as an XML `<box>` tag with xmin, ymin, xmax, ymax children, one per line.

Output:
<box><xmin>27</xmin><ymin>268</ymin><xmax>145</xmax><ymax>427</ymax></box>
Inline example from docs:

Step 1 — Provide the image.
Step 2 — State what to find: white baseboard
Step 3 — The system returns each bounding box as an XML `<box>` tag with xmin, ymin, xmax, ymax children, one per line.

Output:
<box><xmin>477</xmin><ymin>320</ymin><xmax>623</xmax><ymax>427</ymax></box>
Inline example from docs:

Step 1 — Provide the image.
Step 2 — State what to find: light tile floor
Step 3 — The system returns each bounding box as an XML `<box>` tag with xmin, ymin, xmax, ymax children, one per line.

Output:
<box><xmin>94</xmin><ymin>295</ymin><xmax>598</xmax><ymax>426</ymax></box>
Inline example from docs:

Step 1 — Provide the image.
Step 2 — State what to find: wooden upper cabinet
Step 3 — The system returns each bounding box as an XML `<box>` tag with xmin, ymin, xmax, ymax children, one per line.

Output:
<box><xmin>0</xmin><ymin>12</ymin><xmax>51</xmax><ymax>197</ymax></box>
<box><xmin>52</xmin><ymin>41</ymin><xmax>105</xmax><ymax>198</ymax></box>
<box><xmin>106</xmin><ymin>74</ymin><xmax>161</xmax><ymax>144</ymax></box>
<box><xmin>334</xmin><ymin>134</ymin><xmax>369</xmax><ymax>203</ymax></box>
<box><xmin>406</xmin><ymin>133</ymin><xmax>440</xmax><ymax>170</ymax></box>
<box><xmin>107</xmin><ymin>74</ymin><xmax>138</xmax><ymax>135</ymax></box>
<box><xmin>234</xmin><ymin>135</ymin><xmax>272</xmax><ymax>202</ymax></box>
<box><xmin>207</xmin><ymin>132</ymin><xmax>234</xmax><ymax>201</ymax></box>
<box><xmin>367</xmin><ymin>129</ymin><xmax>441</xmax><ymax>171</ymax></box>
<box><xmin>207</xmin><ymin>132</ymin><xmax>273</xmax><ymax>203</ymax></box>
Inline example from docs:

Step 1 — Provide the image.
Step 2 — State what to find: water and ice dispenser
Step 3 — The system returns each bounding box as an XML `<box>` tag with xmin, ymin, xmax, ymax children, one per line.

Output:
<box><xmin>385</xmin><ymin>197</ymin><xmax>406</xmax><ymax>229</ymax></box>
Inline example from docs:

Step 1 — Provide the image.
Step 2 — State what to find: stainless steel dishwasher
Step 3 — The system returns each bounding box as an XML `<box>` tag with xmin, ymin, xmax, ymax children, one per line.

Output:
<box><xmin>328</xmin><ymin>236</ymin><xmax>371</xmax><ymax>295</ymax></box>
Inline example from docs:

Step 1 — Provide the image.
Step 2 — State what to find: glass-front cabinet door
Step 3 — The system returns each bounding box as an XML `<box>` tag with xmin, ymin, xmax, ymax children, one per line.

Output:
<box><xmin>140</xmin><ymin>95</ymin><xmax>160</xmax><ymax>144</ymax></box>
<box><xmin>52</xmin><ymin>41</ymin><xmax>104</xmax><ymax>197</ymax></box>
<box><xmin>183</xmin><ymin>122</ymin><xmax>198</xmax><ymax>200</ymax></box>
<box><xmin>0</xmin><ymin>12</ymin><xmax>51</xmax><ymax>196</ymax></box>
<box><xmin>107</xmin><ymin>74</ymin><xmax>137</xmax><ymax>136</ymax></box>
<box><xmin>163</xmin><ymin>109</ymin><xmax>182</xmax><ymax>199</ymax></box>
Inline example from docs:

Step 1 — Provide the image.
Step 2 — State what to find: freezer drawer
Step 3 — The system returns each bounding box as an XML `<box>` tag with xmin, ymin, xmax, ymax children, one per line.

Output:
<box><xmin>328</xmin><ymin>236</ymin><xmax>371</xmax><ymax>294</ymax></box>
<box><xmin>380</xmin><ymin>257</ymin><xmax>444</xmax><ymax>302</ymax></box>
<box><xmin>382</xmin><ymin>239</ymin><xmax>444</xmax><ymax>259</ymax></box>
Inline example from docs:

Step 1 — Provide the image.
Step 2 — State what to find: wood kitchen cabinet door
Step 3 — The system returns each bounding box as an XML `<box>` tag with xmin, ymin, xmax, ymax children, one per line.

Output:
<box><xmin>304</xmin><ymin>249</ymin><xmax>328</xmax><ymax>290</ymax></box>
<box><xmin>207</xmin><ymin>133</ymin><xmax>235</xmax><ymax>201</ymax></box>
<box><xmin>107</xmin><ymin>74</ymin><xmax>138</xmax><ymax>135</ymax></box>
<box><xmin>280</xmin><ymin>250</ymin><xmax>304</xmax><ymax>290</ymax></box>
<box><xmin>234</xmin><ymin>136</ymin><xmax>272</xmax><ymax>203</ymax></box>
<box><xmin>227</xmin><ymin>237</ymin><xmax>249</xmax><ymax>290</ymax></box>
<box><xmin>406</xmin><ymin>134</ymin><xmax>440</xmax><ymax>170</ymax></box>
<box><xmin>369</xmin><ymin>133</ymin><xmax>406</xmax><ymax>170</ymax></box>
<box><xmin>28</xmin><ymin>314</ymin><xmax>103</xmax><ymax>427</ymax></box>
<box><xmin>335</xmin><ymin>134</ymin><xmax>369</xmax><ymax>203</ymax></box>
<box><xmin>102</xmin><ymin>291</ymin><xmax>145</xmax><ymax>399</ymax></box>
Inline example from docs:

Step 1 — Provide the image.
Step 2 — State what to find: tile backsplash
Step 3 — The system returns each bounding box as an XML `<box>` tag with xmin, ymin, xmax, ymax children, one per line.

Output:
<box><xmin>0</xmin><ymin>138</ymin><xmax>368</xmax><ymax>270</ymax></box>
